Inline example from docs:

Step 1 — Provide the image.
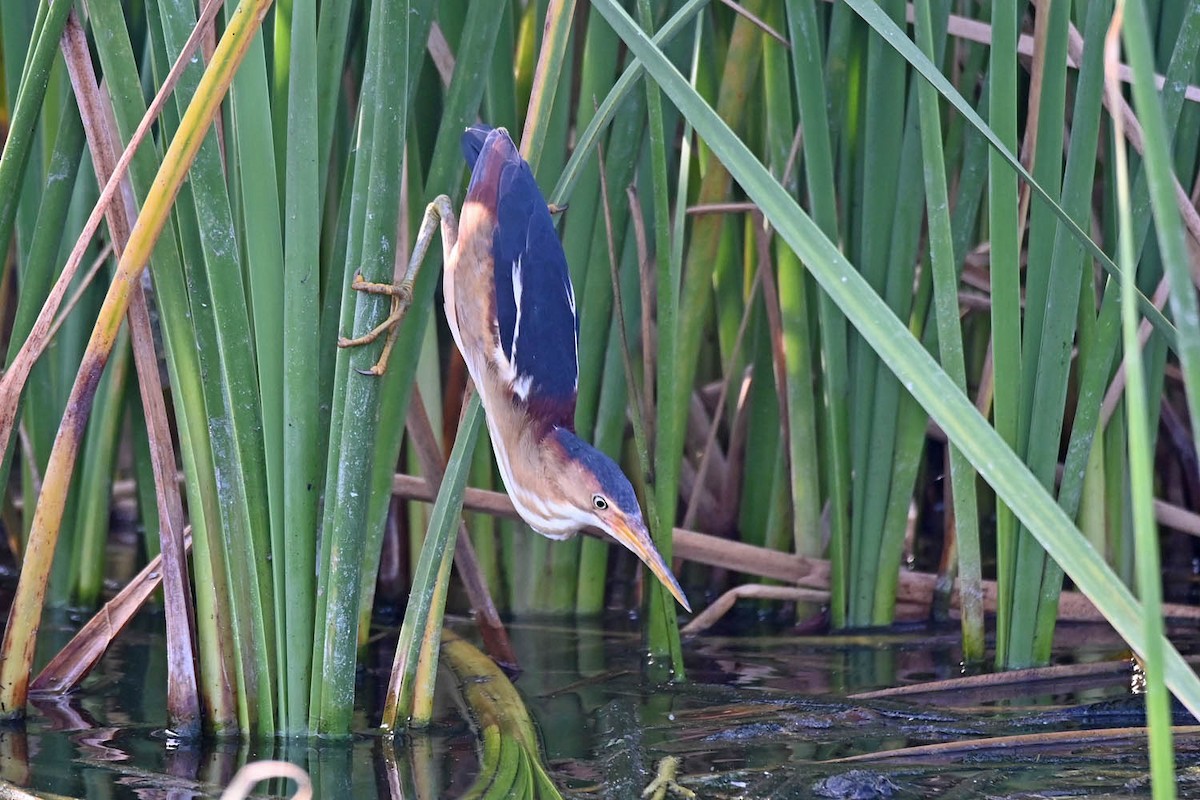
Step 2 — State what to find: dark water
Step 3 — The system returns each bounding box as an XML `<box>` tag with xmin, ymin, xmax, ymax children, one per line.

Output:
<box><xmin>3</xmin><ymin>606</ymin><xmax>1199</xmax><ymax>799</ymax></box>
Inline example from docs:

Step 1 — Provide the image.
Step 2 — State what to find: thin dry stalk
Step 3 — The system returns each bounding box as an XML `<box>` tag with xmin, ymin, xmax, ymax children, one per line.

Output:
<box><xmin>626</xmin><ymin>187</ymin><xmax>657</xmax><ymax>446</ymax></box>
<box><xmin>682</xmin><ymin>584</ymin><xmax>829</xmax><ymax>634</ymax></box>
<box><xmin>678</xmin><ymin>403</ymin><xmax>725</xmax><ymax>526</ymax></box>
<box><xmin>686</xmin><ymin>390</ymin><xmax>731</xmax><ymax>491</ymax></box>
<box><xmin>60</xmin><ymin>10</ymin><xmax>199</xmax><ymax>733</ymax></box>
<box><xmin>1100</xmin><ymin>275</ymin><xmax>1171</xmax><ymax>425</ymax></box>
<box><xmin>30</xmin><ymin>532</ymin><xmax>194</xmax><ymax>694</ymax></box>
<box><xmin>975</xmin><ymin>340</ymin><xmax>996</xmax><ymax>417</ymax></box>
<box><xmin>751</xmin><ymin>212</ymin><xmax>791</xmax><ymax>451</ymax></box>
<box><xmin>781</xmin><ymin>124</ymin><xmax>804</xmax><ymax>188</ymax></box>
<box><xmin>849</xmin><ymin>658</ymin><xmax>1141</xmax><ymax>700</ymax></box>
<box><xmin>1155</xmin><ymin>499</ymin><xmax>1200</xmax><ymax>538</ymax></box>
<box><xmin>683</xmin><ymin>347</ymin><xmax>756</xmax><ymax>530</ymax></box>
<box><xmin>427</xmin><ymin>24</ymin><xmax>455</xmax><ymax>88</ymax></box>
<box><xmin>1016</xmin><ymin>0</ymin><xmax>1060</xmax><ymax>244</ymax></box>
<box><xmin>829</xmin><ymin>725</ymin><xmax>1200</xmax><ymax>763</ymax></box>
<box><xmin>723</xmin><ymin>366</ymin><xmax>754</xmax><ymax>512</ymax></box>
<box><xmin>687</xmin><ymin>201</ymin><xmax>760</xmax><ymax>215</ymax></box>
<box><xmin>595</xmin><ymin>137</ymin><xmax>649</xmax><ymax>456</ymax></box>
<box><xmin>16</xmin><ymin>423</ymin><xmax>41</xmax><ymax>501</ymax></box>
<box><xmin>127</xmin><ymin>287</ymin><xmax>199</xmax><ymax>727</ymax></box>
<box><xmin>957</xmin><ymin>291</ymin><xmax>994</xmax><ymax>311</ymax></box>
<box><xmin>716</xmin><ymin>0</ymin><xmax>789</xmax><ymax>45</ymax></box>
<box><xmin>45</xmin><ymin>244</ymin><xmax>113</xmax><ymax>345</ymax></box>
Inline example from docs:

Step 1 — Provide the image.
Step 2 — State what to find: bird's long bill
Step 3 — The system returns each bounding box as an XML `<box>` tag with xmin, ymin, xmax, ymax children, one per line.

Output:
<box><xmin>608</xmin><ymin>518</ymin><xmax>691</xmax><ymax>613</ymax></box>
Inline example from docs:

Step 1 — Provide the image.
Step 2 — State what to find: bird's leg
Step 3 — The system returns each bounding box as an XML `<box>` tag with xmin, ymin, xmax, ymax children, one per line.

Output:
<box><xmin>547</xmin><ymin>202</ymin><xmax>568</xmax><ymax>215</ymax></box>
<box><xmin>338</xmin><ymin>195</ymin><xmax>458</xmax><ymax>375</ymax></box>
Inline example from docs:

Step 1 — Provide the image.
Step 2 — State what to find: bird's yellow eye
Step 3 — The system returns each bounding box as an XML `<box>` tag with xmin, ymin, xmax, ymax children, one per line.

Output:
<box><xmin>592</xmin><ymin>495</ymin><xmax>608</xmax><ymax>511</ymax></box>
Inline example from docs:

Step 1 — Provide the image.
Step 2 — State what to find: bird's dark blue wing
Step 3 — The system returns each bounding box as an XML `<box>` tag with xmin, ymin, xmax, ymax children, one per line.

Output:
<box><xmin>464</xmin><ymin>127</ymin><xmax>578</xmax><ymax>428</ymax></box>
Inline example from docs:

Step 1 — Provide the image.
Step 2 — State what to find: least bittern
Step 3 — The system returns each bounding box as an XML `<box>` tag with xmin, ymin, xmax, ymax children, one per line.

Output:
<box><xmin>340</xmin><ymin>125</ymin><xmax>689</xmax><ymax>612</ymax></box>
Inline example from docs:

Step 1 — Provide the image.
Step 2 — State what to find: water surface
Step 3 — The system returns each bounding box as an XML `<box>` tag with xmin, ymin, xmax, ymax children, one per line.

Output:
<box><xmin>3</xmin><ymin>607</ymin><xmax>1198</xmax><ymax>798</ymax></box>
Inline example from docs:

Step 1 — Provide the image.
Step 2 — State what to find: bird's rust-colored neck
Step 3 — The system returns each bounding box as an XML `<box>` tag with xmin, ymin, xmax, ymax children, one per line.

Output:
<box><xmin>478</xmin><ymin>390</ymin><xmax>581</xmax><ymax>540</ymax></box>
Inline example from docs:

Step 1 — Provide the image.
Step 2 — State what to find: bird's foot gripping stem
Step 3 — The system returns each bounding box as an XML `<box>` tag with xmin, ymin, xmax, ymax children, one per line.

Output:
<box><xmin>336</xmin><ymin>274</ymin><xmax>413</xmax><ymax>376</ymax></box>
<box><xmin>337</xmin><ymin>195</ymin><xmax>457</xmax><ymax>375</ymax></box>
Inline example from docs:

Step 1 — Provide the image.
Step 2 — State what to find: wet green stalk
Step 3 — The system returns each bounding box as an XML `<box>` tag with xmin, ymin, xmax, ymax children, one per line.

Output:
<box><xmin>913</xmin><ymin>0</ymin><xmax>982</xmax><ymax>661</ymax></box>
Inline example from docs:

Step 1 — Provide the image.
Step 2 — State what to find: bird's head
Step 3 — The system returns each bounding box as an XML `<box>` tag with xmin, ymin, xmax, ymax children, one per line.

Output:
<box><xmin>549</xmin><ymin>429</ymin><xmax>690</xmax><ymax>612</ymax></box>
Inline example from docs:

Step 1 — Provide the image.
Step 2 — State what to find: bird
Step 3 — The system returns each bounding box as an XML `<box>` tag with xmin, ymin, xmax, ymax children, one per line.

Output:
<box><xmin>340</xmin><ymin>125</ymin><xmax>689</xmax><ymax>612</ymax></box>
<box><xmin>447</xmin><ymin>125</ymin><xmax>690</xmax><ymax>612</ymax></box>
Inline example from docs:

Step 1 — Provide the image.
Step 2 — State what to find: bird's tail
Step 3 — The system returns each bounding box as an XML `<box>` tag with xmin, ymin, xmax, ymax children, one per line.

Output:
<box><xmin>460</xmin><ymin>124</ymin><xmax>496</xmax><ymax>170</ymax></box>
